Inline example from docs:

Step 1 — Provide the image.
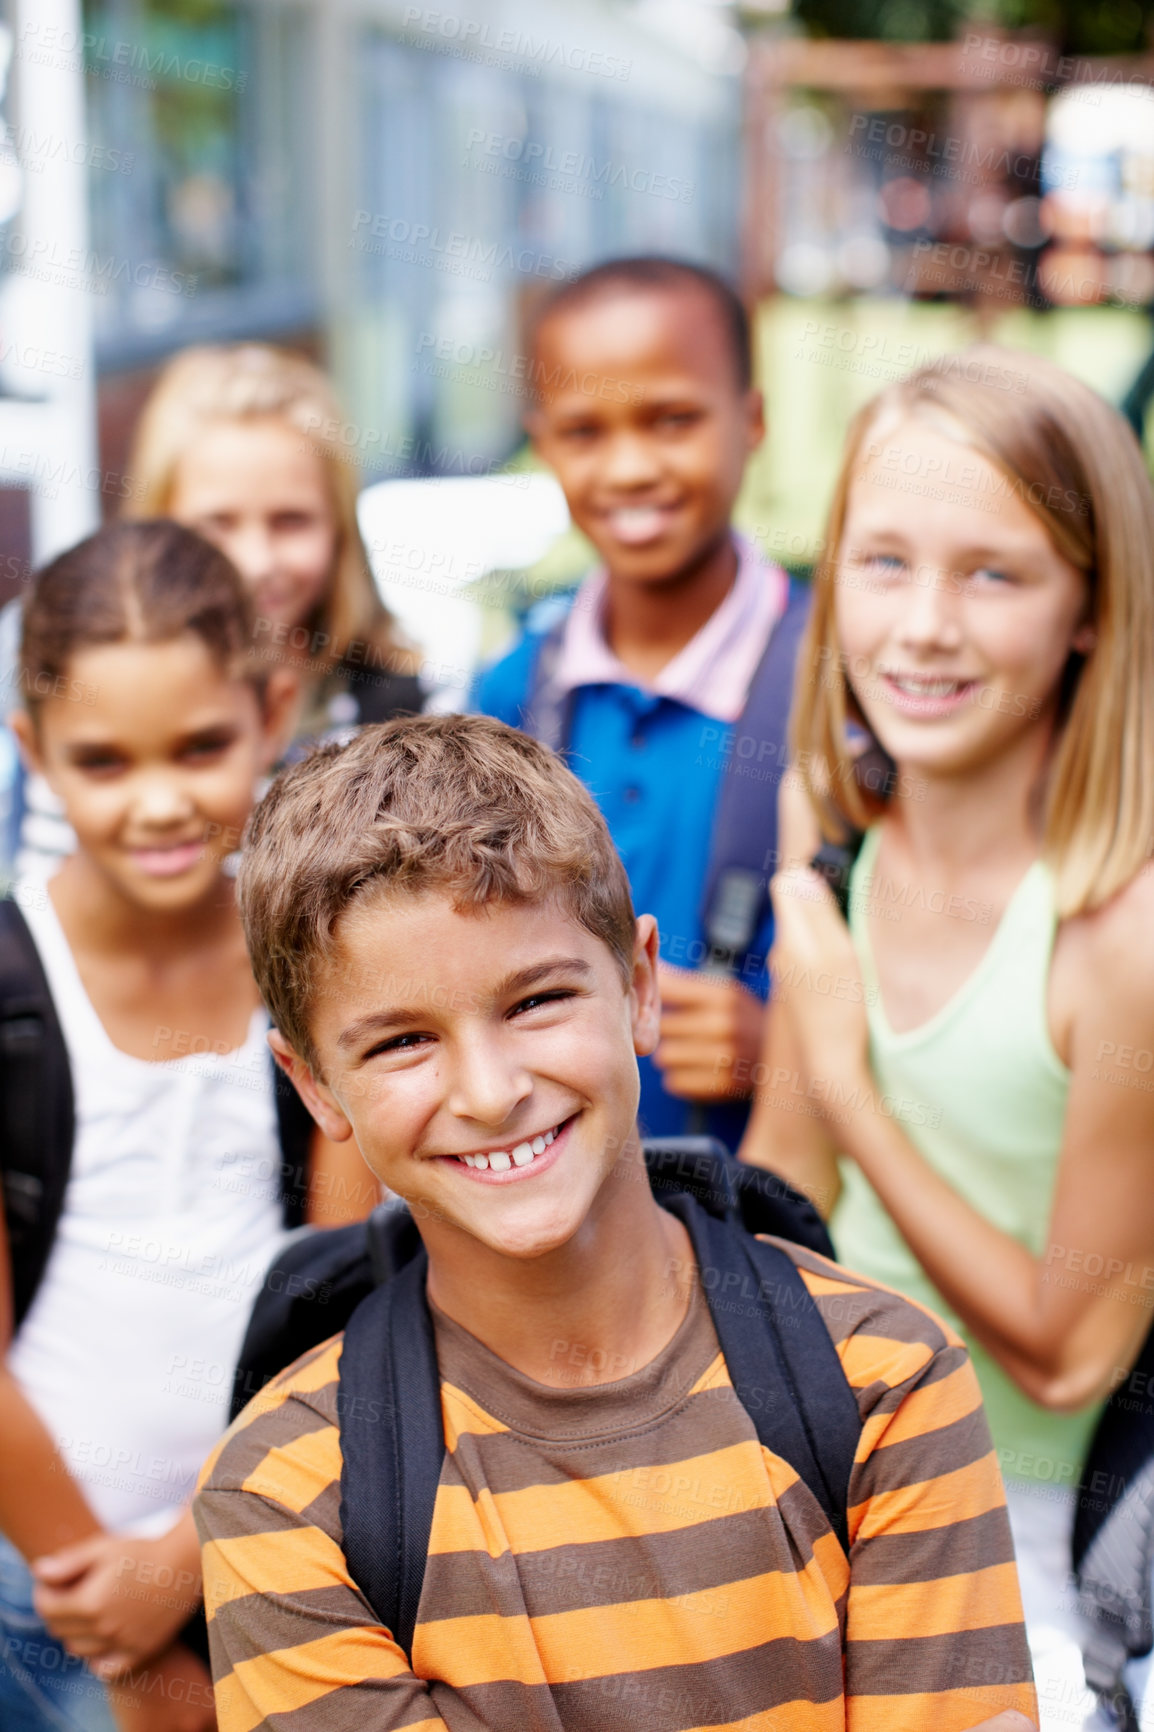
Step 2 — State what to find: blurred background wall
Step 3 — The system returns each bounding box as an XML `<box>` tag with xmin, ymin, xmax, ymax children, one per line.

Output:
<box><xmin>1</xmin><ymin>0</ymin><xmax>740</xmax><ymax>540</ymax></box>
<box><xmin>0</xmin><ymin>0</ymin><xmax>1152</xmax><ymax>612</ymax></box>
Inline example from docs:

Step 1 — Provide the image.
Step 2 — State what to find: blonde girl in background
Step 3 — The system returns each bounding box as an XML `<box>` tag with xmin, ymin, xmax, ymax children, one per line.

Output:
<box><xmin>5</xmin><ymin>345</ymin><xmax>423</xmax><ymax>879</ymax></box>
<box><xmin>124</xmin><ymin>343</ymin><xmax>423</xmax><ymax>738</ymax></box>
<box><xmin>739</xmin><ymin>348</ymin><xmax>1154</xmax><ymax>1732</ymax></box>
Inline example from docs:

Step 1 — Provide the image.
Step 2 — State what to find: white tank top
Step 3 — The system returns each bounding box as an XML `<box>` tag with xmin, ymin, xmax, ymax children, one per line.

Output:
<box><xmin>8</xmin><ymin>885</ymin><xmax>290</xmax><ymax>1534</ymax></box>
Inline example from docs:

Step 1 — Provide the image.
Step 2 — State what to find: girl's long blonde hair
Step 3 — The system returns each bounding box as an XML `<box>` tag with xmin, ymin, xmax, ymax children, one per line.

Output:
<box><xmin>124</xmin><ymin>343</ymin><xmax>412</xmax><ymax>674</ymax></box>
<box><xmin>793</xmin><ymin>345</ymin><xmax>1154</xmax><ymax>917</ymax></box>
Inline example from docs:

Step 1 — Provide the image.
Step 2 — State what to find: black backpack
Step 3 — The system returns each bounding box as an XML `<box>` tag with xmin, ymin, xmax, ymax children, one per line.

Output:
<box><xmin>1073</xmin><ymin>1330</ymin><xmax>1154</xmax><ymax>1732</ymax></box>
<box><xmin>0</xmin><ymin>897</ymin><xmax>314</xmax><ymax>1330</ymax></box>
<box><xmin>232</xmin><ymin>1137</ymin><xmax>864</xmax><ymax>1661</ymax></box>
<box><xmin>521</xmin><ymin>576</ymin><xmax>811</xmax><ymax>979</ymax></box>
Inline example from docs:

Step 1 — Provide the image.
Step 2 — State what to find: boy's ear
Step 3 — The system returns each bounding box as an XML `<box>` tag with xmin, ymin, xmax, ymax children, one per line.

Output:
<box><xmin>630</xmin><ymin>914</ymin><xmax>662</xmax><ymax>1057</ymax></box>
<box><xmin>8</xmin><ymin>708</ymin><xmax>43</xmax><ymax>778</ymax></box>
<box><xmin>268</xmin><ymin>1028</ymin><xmax>354</xmax><ymax>1143</ymax></box>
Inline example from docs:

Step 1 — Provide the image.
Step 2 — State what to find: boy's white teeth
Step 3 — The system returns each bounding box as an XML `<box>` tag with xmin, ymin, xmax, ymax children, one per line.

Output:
<box><xmin>458</xmin><ymin>1124</ymin><xmax>560</xmax><ymax>1170</ymax></box>
<box><xmin>609</xmin><ymin>507</ymin><xmax>668</xmax><ymax>542</ymax></box>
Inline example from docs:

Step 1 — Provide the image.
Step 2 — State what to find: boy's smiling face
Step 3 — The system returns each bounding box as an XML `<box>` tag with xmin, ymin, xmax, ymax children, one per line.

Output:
<box><xmin>527</xmin><ymin>285</ymin><xmax>764</xmax><ymax>588</ymax></box>
<box><xmin>274</xmin><ymin>889</ymin><xmax>661</xmax><ymax>1263</ymax></box>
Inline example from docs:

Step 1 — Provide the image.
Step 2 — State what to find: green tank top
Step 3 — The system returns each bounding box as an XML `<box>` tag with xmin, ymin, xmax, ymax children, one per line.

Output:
<box><xmin>830</xmin><ymin>825</ymin><xmax>1101</xmax><ymax>1486</ymax></box>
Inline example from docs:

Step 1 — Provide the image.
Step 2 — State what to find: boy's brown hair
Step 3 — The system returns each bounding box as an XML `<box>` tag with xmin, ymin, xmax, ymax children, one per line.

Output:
<box><xmin>239</xmin><ymin>713</ymin><xmax>637</xmax><ymax>1070</ymax></box>
<box><xmin>528</xmin><ymin>255</ymin><xmax>753</xmax><ymax>396</ymax></box>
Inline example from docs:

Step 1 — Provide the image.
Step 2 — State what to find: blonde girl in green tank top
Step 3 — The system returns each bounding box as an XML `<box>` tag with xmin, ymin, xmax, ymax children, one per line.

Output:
<box><xmin>739</xmin><ymin>347</ymin><xmax>1154</xmax><ymax>1732</ymax></box>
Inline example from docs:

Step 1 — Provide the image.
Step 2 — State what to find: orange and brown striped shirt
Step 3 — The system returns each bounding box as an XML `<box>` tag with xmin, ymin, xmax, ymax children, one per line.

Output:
<box><xmin>194</xmin><ymin>1240</ymin><xmax>1036</xmax><ymax>1732</ymax></box>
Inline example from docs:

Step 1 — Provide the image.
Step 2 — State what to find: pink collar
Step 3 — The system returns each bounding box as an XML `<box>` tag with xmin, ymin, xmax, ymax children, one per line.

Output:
<box><xmin>552</xmin><ymin>537</ymin><xmax>789</xmax><ymax>723</ymax></box>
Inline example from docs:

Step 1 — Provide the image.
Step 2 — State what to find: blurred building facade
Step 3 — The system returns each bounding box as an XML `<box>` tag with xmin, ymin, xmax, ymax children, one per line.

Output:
<box><xmin>78</xmin><ymin>0</ymin><xmax>739</xmax><ymax>472</ymax></box>
<box><xmin>0</xmin><ymin>0</ymin><xmax>744</xmax><ymax>582</ymax></box>
<box><xmin>743</xmin><ymin>31</ymin><xmax>1154</xmax><ymax>312</ymax></box>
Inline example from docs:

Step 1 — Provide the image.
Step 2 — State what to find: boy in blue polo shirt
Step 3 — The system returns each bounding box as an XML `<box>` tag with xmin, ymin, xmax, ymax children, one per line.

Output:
<box><xmin>476</xmin><ymin>257</ymin><xmax>803</xmax><ymax>1146</ymax></box>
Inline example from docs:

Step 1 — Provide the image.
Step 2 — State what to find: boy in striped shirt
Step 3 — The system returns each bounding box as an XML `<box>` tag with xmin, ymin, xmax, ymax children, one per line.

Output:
<box><xmin>194</xmin><ymin>713</ymin><xmax>1036</xmax><ymax>1732</ymax></box>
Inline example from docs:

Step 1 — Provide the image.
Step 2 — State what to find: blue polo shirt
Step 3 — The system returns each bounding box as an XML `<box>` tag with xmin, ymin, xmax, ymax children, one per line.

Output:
<box><xmin>474</xmin><ymin>615</ymin><xmax>775</xmax><ymax>1147</ymax></box>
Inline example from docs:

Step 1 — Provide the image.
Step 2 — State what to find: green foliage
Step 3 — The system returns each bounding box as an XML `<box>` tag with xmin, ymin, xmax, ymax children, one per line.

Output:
<box><xmin>792</xmin><ymin>0</ymin><xmax>969</xmax><ymax>42</ymax></box>
<box><xmin>791</xmin><ymin>0</ymin><xmax>1154</xmax><ymax>51</ymax></box>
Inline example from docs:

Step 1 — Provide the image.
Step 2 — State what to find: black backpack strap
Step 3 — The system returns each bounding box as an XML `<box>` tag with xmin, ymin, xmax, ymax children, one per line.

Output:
<box><xmin>1073</xmin><ymin>1321</ymin><xmax>1154</xmax><ymax>1728</ymax></box>
<box><xmin>523</xmin><ymin>576</ymin><xmax>809</xmax><ymax>975</ymax></box>
<box><xmin>662</xmin><ymin>1190</ymin><xmax>860</xmax><ymax>1553</ymax></box>
<box><xmin>700</xmin><ymin>577</ymin><xmax>811</xmax><ymax>978</ymax></box>
<box><xmin>643</xmin><ymin>1136</ymin><xmax>835</xmax><ymax>1260</ymax></box>
<box><xmin>521</xmin><ymin>612</ymin><xmax>575</xmax><ymax>756</ymax></box>
<box><xmin>336</xmin><ymin>1145</ymin><xmax>859</xmax><ymax>1656</ymax></box>
<box><xmin>230</xmin><ymin>1202</ymin><xmax>426</xmax><ymax>1423</ymax></box>
<box><xmin>272</xmin><ymin>1057</ymin><xmax>313</xmax><ymax>1229</ymax></box>
<box><xmin>0</xmin><ymin>897</ymin><xmax>75</xmax><ymax>1329</ymax></box>
<box><xmin>338</xmin><ymin>1248</ymin><xmax>443</xmax><ymax>1653</ymax></box>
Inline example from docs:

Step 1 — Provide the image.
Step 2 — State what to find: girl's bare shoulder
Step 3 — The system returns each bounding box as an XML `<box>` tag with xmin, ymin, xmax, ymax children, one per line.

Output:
<box><xmin>1076</xmin><ymin>861</ymin><xmax>1154</xmax><ymax>952</ymax></box>
<box><xmin>1055</xmin><ymin>861</ymin><xmax>1154</xmax><ymax>1030</ymax></box>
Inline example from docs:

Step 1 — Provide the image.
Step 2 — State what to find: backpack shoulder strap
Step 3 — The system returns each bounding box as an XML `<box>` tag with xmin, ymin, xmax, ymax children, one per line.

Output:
<box><xmin>230</xmin><ymin>1202</ymin><xmax>426</xmax><ymax>1423</ymax></box>
<box><xmin>700</xmin><ymin>577</ymin><xmax>811</xmax><ymax>975</ymax></box>
<box><xmin>338</xmin><ymin>1248</ymin><xmax>443</xmax><ymax>1653</ymax></box>
<box><xmin>521</xmin><ymin>610</ymin><xmax>575</xmax><ymax>755</ymax></box>
<box><xmin>643</xmin><ymin>1136</ymin><xmax>835</xmax><ymax>1261</ymax></box>
<box><xmin>336</xmin><ymin>1165</ymin><xmax>860</xmax><ymax>1657</ymax></box>
<box><xmin>0</xmin><ymin>897</ymin><xmax>75</xmax><ymax>1329</ymax></box>
<box><xmin>664</xmin><ymin>1190</ymin><xmax>860</xmax><ymax>1553</ymax></box>
<box><xmin>1073</xmin><ymin>1320</ymin><xmax>1154</xmax><ymax>1725</ymax></box>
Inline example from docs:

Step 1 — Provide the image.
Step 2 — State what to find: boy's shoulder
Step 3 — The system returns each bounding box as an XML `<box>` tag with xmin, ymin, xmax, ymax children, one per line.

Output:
<box><xmin>775</xmin><ymin>1236</ymin><xmax>969</xmax><ymax>1410</ymax></box>
<box><xmin>207</xmin><ymin>1236</ymin><xmax>970</xmax><ymax>1495</ymax></box>
<box><xmin>778</xmin><ymin>1240</ymin><xmax>1002</xmax><ymax>1555</ymax></box>
<box><xmin>198</xmin><ymin>1333</ymin><xmax>344</xmax><ymax>1503</ymax></box>
<box><xmin>473</xmin><ymin>592</ymin><xmax>575</xmax><ymax>725</ymax></box>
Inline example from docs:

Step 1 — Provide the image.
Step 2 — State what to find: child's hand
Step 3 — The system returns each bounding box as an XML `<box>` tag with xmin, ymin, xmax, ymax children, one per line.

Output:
<box><xmin>655</xmin><ymin>965</ymin><xmax>765</xmax><ymax>1101</ymax></box>
<box><xmin>770</xmin><ymin>866</ymin><xmax>872</xmax><ymax>1100</ymax></box>
<box><xmin>32</xmin><ymin>1517</ymin><xmax>201</xmax><ymax>1677</ymax></box>
<box><xmin>107</xmin><ymin>1642</ymin><xmax>216</xmax><ymax>1732</ymax></box>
